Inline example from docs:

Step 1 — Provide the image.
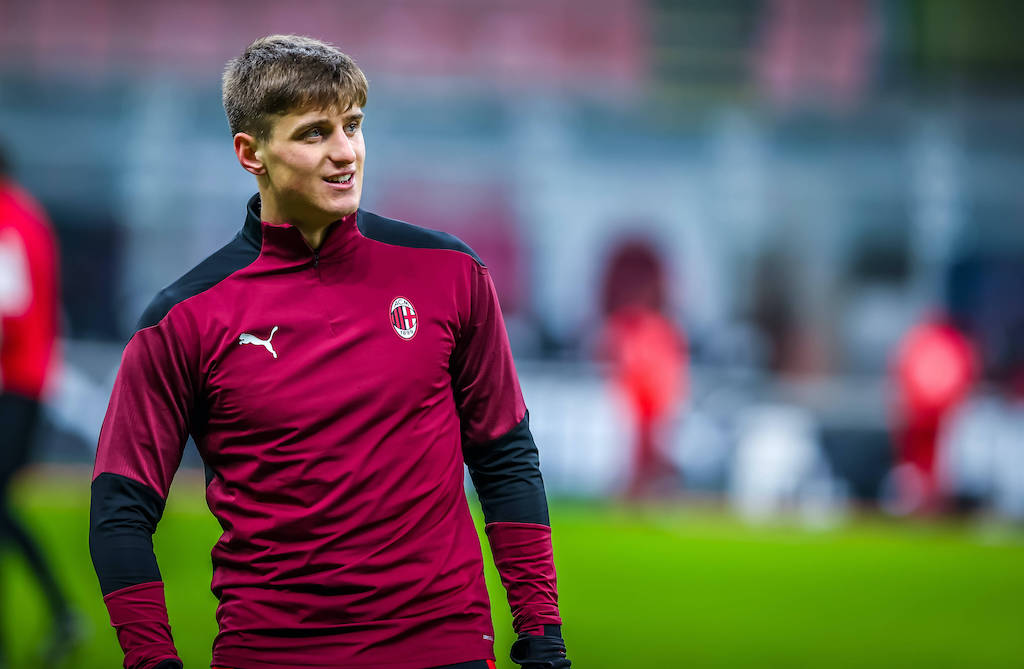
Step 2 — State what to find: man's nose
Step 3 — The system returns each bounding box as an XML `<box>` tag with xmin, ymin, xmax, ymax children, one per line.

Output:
<box><xmin>327</xmin><ymin>132</ymin><xmax>357</xmax><ymax>164</ymax></box>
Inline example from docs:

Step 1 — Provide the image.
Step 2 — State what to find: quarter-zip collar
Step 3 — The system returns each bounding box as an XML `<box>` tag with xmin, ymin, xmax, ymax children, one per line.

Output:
<box><xmin>243</xmin><ymin>193</ymin><xmax>360</xmax><ymax>269</ymax></box>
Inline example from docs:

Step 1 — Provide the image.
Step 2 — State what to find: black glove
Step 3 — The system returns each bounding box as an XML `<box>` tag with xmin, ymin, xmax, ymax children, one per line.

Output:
<box><xmin>154</xmin><ymin>660</ymin><xmax>183</xmax><ymax>669</ymax></box>
<box><xmin>510</xmin><ymin>624</ymin><xmax>571</xmax><ymax>668</ymax></box>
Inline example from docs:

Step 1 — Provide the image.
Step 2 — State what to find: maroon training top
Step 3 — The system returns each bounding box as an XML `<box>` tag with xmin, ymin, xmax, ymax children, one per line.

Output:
<box><xmin>91</xmin><ymin>195</ymin><xmax>562</xmax><ymax>669</ymax></box>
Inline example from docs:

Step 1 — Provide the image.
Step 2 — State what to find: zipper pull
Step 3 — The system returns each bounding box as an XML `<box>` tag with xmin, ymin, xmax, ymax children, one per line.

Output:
<box><xmin>313</xmin><ymin>250</ymin><xmax>320</xmax><ymax>268</ymax></box>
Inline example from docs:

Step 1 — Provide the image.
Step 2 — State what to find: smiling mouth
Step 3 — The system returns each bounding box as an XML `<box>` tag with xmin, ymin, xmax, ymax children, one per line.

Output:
<box><xmin>323</xmin><ymin>174</ymin><xmax>353</xmax><ymax>184</ymax></box>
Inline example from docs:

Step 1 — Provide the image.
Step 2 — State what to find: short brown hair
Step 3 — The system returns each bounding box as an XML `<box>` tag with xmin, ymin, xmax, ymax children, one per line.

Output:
<box><xmin>222</xmin><ymin>34</ymin><xmax>368</xmax><ymax>139</ymax></box>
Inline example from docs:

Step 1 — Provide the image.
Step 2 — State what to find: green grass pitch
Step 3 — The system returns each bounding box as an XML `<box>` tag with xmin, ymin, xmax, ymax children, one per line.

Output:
<box><xmin>2</xmin><ymin>470</ymin><xmax>1023</xmax><ymax>668</ymax></box>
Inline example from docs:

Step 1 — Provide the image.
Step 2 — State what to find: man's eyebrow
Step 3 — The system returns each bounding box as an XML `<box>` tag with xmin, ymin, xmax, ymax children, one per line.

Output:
<box><xmin>292</xmin><ymin>118</ymin><xmax>330</xmax><ymax>134</ymax></box>
<box><xmin>292</xmin><ymin>112</ymin><xmax>363</xmax><ymax>134</ymax></box>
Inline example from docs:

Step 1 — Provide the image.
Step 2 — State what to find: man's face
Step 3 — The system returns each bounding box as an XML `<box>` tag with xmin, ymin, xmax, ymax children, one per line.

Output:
<box><xmin>256</xmin><ymin>104</ymin><xmax>365</xmax><ymax>227</ymax></box>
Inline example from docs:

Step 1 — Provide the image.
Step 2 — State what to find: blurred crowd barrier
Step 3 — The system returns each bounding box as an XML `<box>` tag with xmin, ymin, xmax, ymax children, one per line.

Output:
<box><xmin>37</xmin><ymin>341</ymin><xmax>1024</xmax><ymax>523</ymax></box>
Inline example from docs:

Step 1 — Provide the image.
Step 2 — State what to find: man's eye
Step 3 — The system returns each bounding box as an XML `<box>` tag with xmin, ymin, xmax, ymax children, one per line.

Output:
<box><xmin>346</xmin><ymin>122</ymin><xmax>360</xmax><ymax>133</ymax></box>
<box><xmin>305</xmin><ymin>127</ymin><xmax>323</xmax><ymax>139</ymax></box>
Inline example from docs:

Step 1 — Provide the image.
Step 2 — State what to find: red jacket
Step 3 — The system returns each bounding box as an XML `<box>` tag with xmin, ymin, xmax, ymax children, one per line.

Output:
<box><xmin>0</xmin><ymin>178</ymin><xmax>59</xmax><ymax>400</ymax></box>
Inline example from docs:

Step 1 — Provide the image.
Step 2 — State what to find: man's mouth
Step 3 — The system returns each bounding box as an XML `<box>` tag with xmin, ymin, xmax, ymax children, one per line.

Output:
<box><xmin>323</xmin><ymin>174</ymin><xmax>353</xmax><ymax>184</ymax></box>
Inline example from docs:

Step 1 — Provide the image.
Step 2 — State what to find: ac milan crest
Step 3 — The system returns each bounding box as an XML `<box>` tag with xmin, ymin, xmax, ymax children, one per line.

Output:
<box><xmin>390</xmin><ymin>297</ymin><xmax>418</xmax><ymax>340</ymax></box>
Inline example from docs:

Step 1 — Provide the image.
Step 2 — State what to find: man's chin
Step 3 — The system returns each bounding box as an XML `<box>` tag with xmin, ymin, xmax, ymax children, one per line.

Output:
<box><xmin>325</xmin><ymin>196</ymin><xmax>360</xmax><ymax>220</ymax></box>
<box><xmin>330</xmin><ymin>205</ymin><xmax>358</xmax><ymax>220</ymax></box>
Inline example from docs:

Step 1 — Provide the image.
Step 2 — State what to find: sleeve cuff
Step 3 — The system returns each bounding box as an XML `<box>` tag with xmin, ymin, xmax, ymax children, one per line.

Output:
<box><xmin>486</xmin><ymin>521</ymin><xmax>563</xmax><ymax>634</ymax></box>
<box><xmin>103</xmin><ymin>581</ymin><xmax>180</xmax><ymax>669</ymax></box>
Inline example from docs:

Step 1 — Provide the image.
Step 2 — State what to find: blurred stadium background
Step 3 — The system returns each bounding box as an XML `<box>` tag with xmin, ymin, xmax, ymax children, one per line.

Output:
<box><xmin>2</xmin><ymin>0</ymin><xmax>1024</xmax><ymax>667</ymax></box>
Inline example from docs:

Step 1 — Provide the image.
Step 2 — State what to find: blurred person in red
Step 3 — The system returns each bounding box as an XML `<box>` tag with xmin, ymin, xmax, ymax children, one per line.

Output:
<box><xmin>0</xmin><ymin>143</ymin><xmax>77</xmax><ymax>665</ymax></box>
<box><xmin>891</xmin><ymin>317</ymin><xmax>976</xmax><ymax>513</ymax></box>
<box><xmin>600</xmin><ymin>240</ymin><xmax>688</xmax><ymax>499</ymax></box>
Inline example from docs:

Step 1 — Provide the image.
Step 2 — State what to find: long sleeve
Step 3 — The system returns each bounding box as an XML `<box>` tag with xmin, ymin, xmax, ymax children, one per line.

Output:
<box><xmin>90</xmin><ymin>303</ymin><xmax>196</xmax><ymax>669</ymax></box>
<box><xmin>453</xmin><ymin>266</ymin><xmax>564</xmax><ymax>639</ymax></box>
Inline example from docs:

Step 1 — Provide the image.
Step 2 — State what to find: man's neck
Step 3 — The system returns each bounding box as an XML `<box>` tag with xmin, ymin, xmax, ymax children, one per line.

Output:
<box><xmin>257</xmin><ymin>192</ymin><xmax>333</xmax><ymax>250</ymax></box>
<box><xmin>293</xmin><ymin>223</ymin><xmax>330</xmax><ymax>251</ymax></box>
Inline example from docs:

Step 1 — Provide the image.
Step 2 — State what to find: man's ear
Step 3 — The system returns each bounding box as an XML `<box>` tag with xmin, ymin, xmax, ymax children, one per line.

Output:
<box><xmin>234</xmin><ymin>133</ymin><xmax>266</xmax><ymax>176</ymax></box>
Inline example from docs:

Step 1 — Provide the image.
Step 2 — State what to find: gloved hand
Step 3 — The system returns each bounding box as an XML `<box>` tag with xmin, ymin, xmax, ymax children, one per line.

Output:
<box><xmin>154</xmin><ymin>660</ymin><xmax>183</xmax><ymax>669</ymax></box>
<box><xmin>510</xmin><ymin>624</ymin><xmax>571</xmax><ymax>668</ymax></box>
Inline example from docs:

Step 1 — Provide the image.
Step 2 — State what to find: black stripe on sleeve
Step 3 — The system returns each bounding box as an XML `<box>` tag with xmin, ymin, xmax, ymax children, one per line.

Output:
<box><xmin>89</xmin><ymin>473</ymin><xmax>167</xmax><ymax>596</ymax></box>
<box><xmin>135</xmin><ymin>193</ymin><xmax>263</xmax><ymax>334</ymax></box>
<box><xmin>135</xmin><ymin>233</ymin><xmax>262</xmax><ymax>333</ymax></box>
<box><xmin>462</xmin><ymin>413</ymin><xmax>550</xmax><ymax>526</ymax></box>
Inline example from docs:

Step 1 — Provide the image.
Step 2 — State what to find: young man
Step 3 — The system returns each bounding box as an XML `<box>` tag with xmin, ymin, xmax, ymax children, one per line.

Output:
<box><xmin>90</xmin><ymin>35</ymin><xmax>570</xmax><ymax>669</ymax></box>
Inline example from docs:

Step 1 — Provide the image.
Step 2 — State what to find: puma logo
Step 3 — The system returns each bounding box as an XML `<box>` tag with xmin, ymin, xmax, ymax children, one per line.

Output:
<box><xmin>239</xmin><ymin>326</ymin><xmax>279</xmax><ymax>359</ymax></box>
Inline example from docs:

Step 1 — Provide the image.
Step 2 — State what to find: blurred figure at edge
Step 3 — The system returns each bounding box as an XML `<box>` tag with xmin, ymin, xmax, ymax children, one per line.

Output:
<box><xmin>0</xmin><ymin>142</ymin><xmax>77</xmax><ymax>666</ymax></box>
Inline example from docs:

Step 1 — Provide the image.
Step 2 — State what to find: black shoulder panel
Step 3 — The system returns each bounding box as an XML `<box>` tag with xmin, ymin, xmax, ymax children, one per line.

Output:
<box><xmin>357</xmin><ymin>209</ymin><xmax>484</xmax><ymax>267</ymax></box>
<box><xmin>89</xmin><ymin>473</ymin><xmax>166</xmax><ymax>595</ymax></box>
<box><xmin>136</xmin><ymin>229</ymin><xmax>261</xmax><ymax>332</ymax></box>
<box><xmin>463</xmin><ymin>412</ymin><xmax>550</xmax><ymax>526</ymax></box>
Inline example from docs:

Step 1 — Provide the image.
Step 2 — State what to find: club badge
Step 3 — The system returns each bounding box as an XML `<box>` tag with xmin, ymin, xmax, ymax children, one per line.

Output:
<box><xmin>390</xmin><ymin>297</ymin><xmax>418</xmax><ymax>340</ymax></box>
